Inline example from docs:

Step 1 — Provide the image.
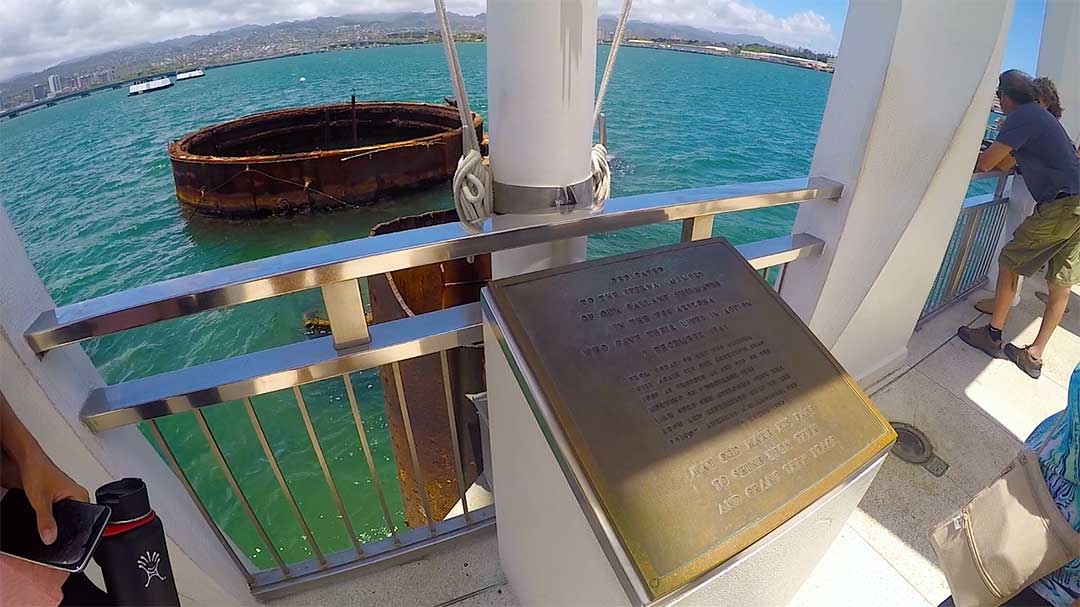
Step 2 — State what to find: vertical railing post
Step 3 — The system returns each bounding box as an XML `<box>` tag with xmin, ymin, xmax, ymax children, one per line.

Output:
<box><xmin>681</xmin><ymin>215</ymin><xmax>714</xmax><ymax>242</ymax></box>
<box><xmin>147</xmin><ymin>422</ymin><xmax>256</xmax><ymax>585</ymax></box>
<box><xmin>291</xmin><ymin>387</ymin><xmax>363</xmax><ymax>556</ymax></box>
<box><xmin>193</xmin><ymin>410</ymin><xmax>289</xmax><ymax>576</ymax></box>
<box><xmin>598</xmin><ymin>112</ymin><xmax>607</xmax><ymax>147</ymax></box>
<box><xmin>774</xmin><ymin>264</ymin><xmax>788</xmax><ymax>292</ymax></box>
<box><xmin>321</xmin><ymin>279</ymin><xmax>369</xmax><ymax>350</ymax></box>
<box><xmin>241</xmin><ymin>398</ymin><xmax>326</xmax><ymax>567</ymax></box>
<box><xmin>994</xmin><ymin>173</ymin><xmax>1008</xmax><ymax>199</ymax></box>
<box><xmin>342</xmin><ymin>374</ymin><xmax>400</xmax><ymax>545</ymax></box>
<box><xmin>945</xmin><ymin>208</ymin><xmax>982</xmax><ymax>298</ymax></box>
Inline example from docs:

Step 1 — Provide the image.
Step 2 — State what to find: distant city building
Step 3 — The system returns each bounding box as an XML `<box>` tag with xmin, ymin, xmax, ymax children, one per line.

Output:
<box><xmin>48</xmin><ymin>74</ymin><xmax>63</xmax><ymax>95</ymax></box>
<box><xmin>32</xmin><ymin>83</ymin><xmax>46</xmax><ymax>101</ymax></box>
<box><xmin>826</xmin><ymin>56</ymin><xmax>837</xmax><ymax>68</ymax></box>
<box><xmin>77</xmin><ymin>74</ymin><xmax>93</xmax><ymax>89</ymax></box>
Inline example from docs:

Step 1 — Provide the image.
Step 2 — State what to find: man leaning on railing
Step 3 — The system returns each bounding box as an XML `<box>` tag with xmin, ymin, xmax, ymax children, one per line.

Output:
<box><xmin>958</xmin><ymin>69</ymin><xmax>1080</xmax><ymax>379</ymax></box>
<box><xmin>975</xmin><ymin>76</ymin><xmax>1075</xmax><ymax>315</ymax></box>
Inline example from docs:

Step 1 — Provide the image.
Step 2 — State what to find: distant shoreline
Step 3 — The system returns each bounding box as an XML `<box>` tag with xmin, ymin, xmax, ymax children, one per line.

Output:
<box><xmin>610</xmin><ymin>41</ymin><xmax>834</xmax><ymax>74</ymax></box>
<box><xmin>2</xmin><ymin>40</ymin><xmax>828</xmax><ymax>119</ymax></box>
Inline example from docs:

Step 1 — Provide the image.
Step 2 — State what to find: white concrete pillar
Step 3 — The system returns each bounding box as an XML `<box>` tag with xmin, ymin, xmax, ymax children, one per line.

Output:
<box><xmin>0</xmin><ymin>207</ymin><xmax>253</xmax><ymax>606</ymax></box>
<box><xmin>781</xmin><ymin>0</ymin><xmax>1015</xmax><ymax>384</ymax></box>
<box><xmin>1037</xmin><ymin>0</ymin><xmax>1080</xmax><ymax>142</ymax></box>
<box><xmin>486</xmin><ymin>0</ymin><xmax>596</xmax><ymax>278</ymax></box>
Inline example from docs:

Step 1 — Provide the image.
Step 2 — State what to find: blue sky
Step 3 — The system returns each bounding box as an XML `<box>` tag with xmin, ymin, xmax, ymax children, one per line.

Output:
<box><xmin>1000</xmin><ymin>0</ymin><xmax>1047</xmax><ymax>72</ymax></box>
<box><xmin>774</xmin><ymin>0</ymin><xmax>1045</xmax><ymax>71</ymax></box>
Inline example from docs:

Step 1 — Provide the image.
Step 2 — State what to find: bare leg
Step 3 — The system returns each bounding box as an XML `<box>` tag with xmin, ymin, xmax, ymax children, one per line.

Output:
<box><xmin>990</xmin><ymin>267</ymin><xmax>1019</xmax><ymax>330</ymax></box>
<box><xmin>1028</xmin><ymin>282</ymin><xmax>1070</xmax><ymax>359</ymax></box>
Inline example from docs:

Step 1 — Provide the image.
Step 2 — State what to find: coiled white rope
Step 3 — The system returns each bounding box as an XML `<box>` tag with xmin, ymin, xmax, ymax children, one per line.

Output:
<box><xmin>453</xmin><ymin>148</ymin><xmax>493</xmax><ymax>223</ymax></box>
<box><xmin>591</xmin><ymin>143</ymin><xmax>611</xmax><ymax>204</ymax></box>
<box><xmin>434</xmin><ymin>0</ymin><xmax>492</xmax><ymax>225</ymax></box>
<box><xmin>590</xmin><ymin>0</ymin><xmax>633</xmax><ymax>206</ymax></box>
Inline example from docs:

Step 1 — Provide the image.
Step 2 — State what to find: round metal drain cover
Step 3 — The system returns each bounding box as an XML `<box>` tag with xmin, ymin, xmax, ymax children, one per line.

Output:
<box><xmin>890</xmin><ymin>423</ymin><xmax>933</xmax><ymax>465</ymax></box>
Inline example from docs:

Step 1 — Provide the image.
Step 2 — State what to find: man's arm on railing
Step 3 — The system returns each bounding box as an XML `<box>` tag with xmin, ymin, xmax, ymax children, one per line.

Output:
<box><xmin>976</xmin><ymin>141</ymin><xmax>1013</xmax><ymax>172</ymax></box>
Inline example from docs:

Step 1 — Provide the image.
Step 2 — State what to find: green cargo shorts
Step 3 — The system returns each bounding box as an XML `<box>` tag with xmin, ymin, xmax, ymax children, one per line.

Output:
<box><xmin>999</xmin><ymin>194</ymin><xmax>1080</xmax><ymax>286</ymax></box>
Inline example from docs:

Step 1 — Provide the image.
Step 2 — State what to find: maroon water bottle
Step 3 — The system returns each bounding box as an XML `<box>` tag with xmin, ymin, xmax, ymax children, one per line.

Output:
<box><xmin>94</xmin><ymin>479</ymin><xmax>180</xmax><ymax>606</ymax></box>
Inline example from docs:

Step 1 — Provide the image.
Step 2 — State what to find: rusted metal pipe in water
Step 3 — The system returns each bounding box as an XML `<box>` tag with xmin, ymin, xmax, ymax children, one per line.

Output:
<box><xmin>368</xmin><ymin>209</ymin><xmax>489</xmax><ymax>528</ymax></box>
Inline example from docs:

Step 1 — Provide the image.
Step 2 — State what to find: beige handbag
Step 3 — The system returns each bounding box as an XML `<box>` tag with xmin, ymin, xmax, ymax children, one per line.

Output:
<box><xmin>930</xmin><ymin>413</ymin><xmax>1080</xmax><ymax>607</ymax></box>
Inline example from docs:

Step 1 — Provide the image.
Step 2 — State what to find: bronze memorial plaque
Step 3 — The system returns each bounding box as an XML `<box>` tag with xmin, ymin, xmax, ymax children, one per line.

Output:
<box><xmin>486</xmin><ymin>238</ymin><xmax>895</xmax><ymax>600</ymax></box>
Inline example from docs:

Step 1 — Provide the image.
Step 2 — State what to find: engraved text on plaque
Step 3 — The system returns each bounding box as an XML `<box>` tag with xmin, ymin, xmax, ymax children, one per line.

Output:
<box><xmin>486</xmin><ymin>239</ymin><xmax>895</xmax><ymax>599</ymax></box>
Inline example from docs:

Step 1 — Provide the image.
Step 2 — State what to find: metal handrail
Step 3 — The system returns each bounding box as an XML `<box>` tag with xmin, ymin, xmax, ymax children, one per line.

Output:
<box><xmin>81</xmin><ymin>234</ymin><xmax>824</xmax><ymax>432</ymax></box>
<box><xmin>919</xmin><ymin>189</ymin><xmax>1011</xmax><ymax>323</ymax></box>
<box><xmin>31</xmin><ymin>176</ymin><xmax>841</xmax><ymax>595</ymax></box>
<box><xmin>30</xmin><ymin>170</ymin><xmax>1014</xmax><ymax>597</ymax></box>
<box><xmin>961</xmin><ymin>192</ymin><xmax>1003</xmax><ymax>209</ymax></box>
<box><xmin>26</xmin><ymin>177</ymin><xmax>843</xmax><ymax>353</ymax></box>
<box><xmin>970</xmin><ymin>170</ymin><xmax>1009</xmax><ymax>181</ymax></box>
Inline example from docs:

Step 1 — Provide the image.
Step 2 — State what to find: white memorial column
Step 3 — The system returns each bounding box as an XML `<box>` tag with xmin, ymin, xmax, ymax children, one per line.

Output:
<box><xmin>1038</xmin><ymin>0</ymin><xmax>1080</xmax><ymax>142</ymax></box>
<box><xmin>486</xmin><ymin>0</ymin><xmax>596</xmax><ymax>278</ymax></box>
<box><xmin>0</xmin><ymin>207</ymin><xmax>253</xmax><ymax>606</ymax></box>
<box><xmin>781</xmin><ymin>0</ymin><xmax>1015</xmax><ymax>384</ymax></box>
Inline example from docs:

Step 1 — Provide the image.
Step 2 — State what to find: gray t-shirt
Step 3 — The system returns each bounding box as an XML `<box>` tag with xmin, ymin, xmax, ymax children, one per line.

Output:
<box><xmin>996</xmin><ymin>102</ymin><xmax>1080</xmax><ymax>203</ymax></box>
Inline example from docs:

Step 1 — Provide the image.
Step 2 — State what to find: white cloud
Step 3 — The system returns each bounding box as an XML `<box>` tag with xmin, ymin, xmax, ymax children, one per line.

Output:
<box><xmin>0</xmin><ymin>0</ymin><xmax>835</xmax><ymax>81</ymax></box>
<box><xmin>602</xmin><ymin>0</ymin><xmax>835</xmax><ymax>50</ymax></box>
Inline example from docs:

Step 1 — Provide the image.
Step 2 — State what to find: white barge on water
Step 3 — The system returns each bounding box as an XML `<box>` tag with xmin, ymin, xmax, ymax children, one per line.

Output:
<box><xmin>176</xmin><ymin>68</ymin><xmax>205</xmax><ymax>81</ymax></box>
<box><xmin>127</xmin><ymin>77</ymin><xmax>173</xmax><ymax>96</ymax></box>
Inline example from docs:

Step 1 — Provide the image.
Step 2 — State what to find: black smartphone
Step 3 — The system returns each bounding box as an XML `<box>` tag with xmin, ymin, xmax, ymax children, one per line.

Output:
<box><xmin>0</xmin><ymin>489</ymin><xmax>111</xmax><ymax>573</ymax></box>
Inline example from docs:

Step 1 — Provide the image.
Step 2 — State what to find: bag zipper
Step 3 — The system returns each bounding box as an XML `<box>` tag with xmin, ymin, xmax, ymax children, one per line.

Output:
<box><xmin>963</xmin><ymin>510</ymin><xmax>1005</xmax><ymax>600</ymax></box>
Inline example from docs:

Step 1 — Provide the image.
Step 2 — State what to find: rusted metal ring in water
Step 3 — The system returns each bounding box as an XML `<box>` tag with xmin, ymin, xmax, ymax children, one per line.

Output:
<box><xmin>168</xmin><ymin>102</ymin><xmax>483</xmax><ymax>217</ymax></box>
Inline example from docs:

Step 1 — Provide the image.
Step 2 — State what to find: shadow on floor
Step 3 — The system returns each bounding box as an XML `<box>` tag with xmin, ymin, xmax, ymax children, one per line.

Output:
<box><xmin>850</xmin><ymin>282</ymin><xmax>1078</xmax><ymax>604</ymax></box>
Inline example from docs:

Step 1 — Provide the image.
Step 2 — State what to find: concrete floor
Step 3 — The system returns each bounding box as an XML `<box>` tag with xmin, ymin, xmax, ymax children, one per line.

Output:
<box><xmin>269</xmin><ymin>281</ymin><xmax>1080</xmax><ymax>607</ymax></box>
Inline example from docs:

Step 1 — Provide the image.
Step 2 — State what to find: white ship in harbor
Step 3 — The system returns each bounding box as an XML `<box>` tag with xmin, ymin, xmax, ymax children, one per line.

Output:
<box><xmin>127</xmin><ymin>77</ymin><xmax>173</xmax><ymax>96</ymax></box>
<box><xmin>176</xmin><ymin>68</ymin><xmax>205</xmax><ymax>81</ymax></box>
<box><xmin>1</xmin><ymin>1</ymin><xmax>1078</xmax><ymax>607</ymax></box>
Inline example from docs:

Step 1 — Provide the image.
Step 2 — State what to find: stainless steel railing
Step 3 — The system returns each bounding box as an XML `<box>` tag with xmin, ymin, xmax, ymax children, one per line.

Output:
<box><xmin>26</xmin><ymin>177</ymin><xmax>842</xmax><ymax>596</ymax></box>
<box><xmin>919</xmin><ymin>173</ymin><xmax>1010</xmax><ymax>322</ymax></box>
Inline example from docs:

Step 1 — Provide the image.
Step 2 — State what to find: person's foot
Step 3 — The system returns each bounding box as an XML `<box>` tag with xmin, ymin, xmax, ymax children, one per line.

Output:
<box><xmin>957</xmin><ymin>324</ymin><xmax>1003</xmax><ymax>358</ymax></box>
<box><xmin>1004</xmin><ymin>343</ymin><xmax>1042</xmax><ymax>379</ymax></box>
<box><xmin>1035</xmin><ymin>290</ymin><xmax>1070</xmax><ymax>312</ymax></box>
<box><xmin>974</xmin><ymin>298</ymin><xmax>994</xmax><ymax>315</ymax></box>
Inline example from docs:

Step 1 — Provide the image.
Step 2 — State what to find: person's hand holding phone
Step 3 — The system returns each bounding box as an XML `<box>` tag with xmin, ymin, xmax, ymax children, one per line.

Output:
<box><xmin>1</xmin><ymin>392</ymin><xmax>89</xmax><ymax>545</ymax></box>
<box><xmin>12</xmin><ymin>451</ymin><xmax>89</xmax><ymax>545</ymax></box>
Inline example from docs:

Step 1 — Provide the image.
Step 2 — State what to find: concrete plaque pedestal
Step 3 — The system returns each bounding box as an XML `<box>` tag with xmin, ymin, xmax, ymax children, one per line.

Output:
<box><xmin>482</xmin><ymin>240</ymin><xmax>894</xmax><ymax>606</ymax></box>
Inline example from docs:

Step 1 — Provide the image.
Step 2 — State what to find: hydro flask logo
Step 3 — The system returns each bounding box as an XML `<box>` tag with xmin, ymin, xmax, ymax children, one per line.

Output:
<box><xmin>137</xmin><ymin>551</ymin><xmax>167</xmax><ymax>588</ymax></box>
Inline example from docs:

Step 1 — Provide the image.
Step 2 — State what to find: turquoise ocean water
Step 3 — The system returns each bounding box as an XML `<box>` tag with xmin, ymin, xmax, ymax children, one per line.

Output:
<box><xmin>0</xmin><ymin>44</ymin><xmax>832</xmax><ymax>569</ymax></box>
